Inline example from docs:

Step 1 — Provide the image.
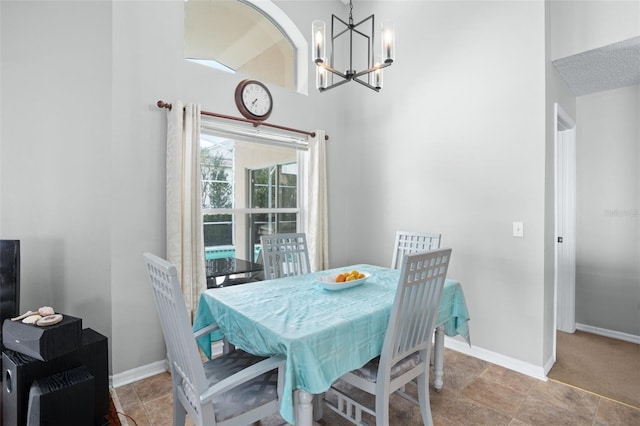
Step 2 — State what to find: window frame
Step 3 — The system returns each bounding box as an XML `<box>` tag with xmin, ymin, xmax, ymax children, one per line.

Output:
<box><xmin>200</xmin><ymin>121</ymin><xmax>307</xmax><ymax>263</ymax></box>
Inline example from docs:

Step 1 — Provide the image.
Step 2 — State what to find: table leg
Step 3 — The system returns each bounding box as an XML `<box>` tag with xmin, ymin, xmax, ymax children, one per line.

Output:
<box><xmin>295</xmin><ymin>389</ymin><xmax>314</xmax><ymax>426</ymax></box>
<box><xmin>313</xmin><ymin>392</ymin><xmax>324</xmax><ymax>421</ymax></box>
<box><xmin>433</xmin><ymin>325</ymin><xmax>445</xmax><ymax>391</ymax></box>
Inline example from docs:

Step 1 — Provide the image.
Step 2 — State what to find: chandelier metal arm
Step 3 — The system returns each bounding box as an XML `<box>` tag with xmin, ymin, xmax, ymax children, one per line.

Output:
<box><xmin>314</xmin><ymin>62</ymin><xmax>348</xmax><ymax>80</ymax></box>
<box><xmin>351</xmin><ymin>15</ymin><xmax>375</xmax><ymax>32</ymax></box>
<box><xmin>318</xmin><ymin>78</ymin><xmax>353</xmax><ymax>92</ymax></box>
<box><xmin>315</xmin><ymin>48</ymin><xmax>391</xmax><ymax>93</ymax></box>
<box><xmin>331</xmin><ymin>14</ymin><xmax>351</xmax><ymax>38</ymax></box>
<box><xmin>352</xmin><ymin>77</ymin><xmax>381</xmax><ymax>92</ymax></box>
<box><xmin>352</xmin><ymin>61</ymin><xmax>392</xmax><ymax>79</ymax></box>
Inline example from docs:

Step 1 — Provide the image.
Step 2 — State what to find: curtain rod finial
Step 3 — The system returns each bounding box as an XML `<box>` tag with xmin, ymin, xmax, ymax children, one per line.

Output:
<box><xmin>157</xmin><ymin>100</ymin><xmax>172</xmax><ymax>110</ymax></box>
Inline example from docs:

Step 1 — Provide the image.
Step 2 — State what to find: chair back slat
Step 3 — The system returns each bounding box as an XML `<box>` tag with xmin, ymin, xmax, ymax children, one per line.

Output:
<box><xmin>143</xmin><ymin>253</ymin><xmax>208</xmax><ymax>417</ymax></box>
<box><xmin>382</xmin><ymin>248</ymin><xmax>452</xmax><ymax>372</ymax></box>
<box><xmin>261</xmin><ymin>233</ymin><xmax>312</xmax><ymax>279</ymax></box>
<box><xmin>391</xmin><ymin>231</ymin><xmax>441</xmax><ymax>269</ymax></box>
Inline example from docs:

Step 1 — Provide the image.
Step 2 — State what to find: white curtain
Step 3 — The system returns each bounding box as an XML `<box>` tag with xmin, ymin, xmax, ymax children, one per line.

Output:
<box><xmin>301</xmin><ymin>130</ymin><xmax>329</xmax><ymax>271</ymax></box>
<box><xmin>166</xmin><ymin>101</ymin><xmax>206</xmax><ymax>318</ymax></box>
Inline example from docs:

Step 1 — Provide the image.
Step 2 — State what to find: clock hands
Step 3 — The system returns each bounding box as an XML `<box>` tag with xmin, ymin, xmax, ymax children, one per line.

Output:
<box><xmin>235</xmin><ymin>80</ymin><xmax>272</xmax><ymax>120</ymax></box>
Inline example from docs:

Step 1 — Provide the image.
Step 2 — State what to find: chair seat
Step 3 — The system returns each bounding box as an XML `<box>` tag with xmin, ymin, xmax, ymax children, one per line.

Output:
<box><xmin>350</xmin><ymin>353</ymin><xmax>422</xmax><ymax>383</ymax></box>
<box><xmin>204</xmin><ymin>349</ymin><xmax>280</xmax><ymax>422</ymax></box>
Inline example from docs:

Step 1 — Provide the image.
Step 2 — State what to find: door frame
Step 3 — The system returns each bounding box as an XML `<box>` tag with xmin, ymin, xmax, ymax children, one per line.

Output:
<box><xmin>554</xmin><ymin>103</ymin><xmax>577</xmax><ymax>358</ymax></box>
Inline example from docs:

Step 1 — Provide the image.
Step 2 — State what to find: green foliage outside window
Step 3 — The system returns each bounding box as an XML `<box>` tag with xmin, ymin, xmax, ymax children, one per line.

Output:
<box><xmin>201</xmin><ymin>149</ymin><xmax>233</xmax><ymax>246</ymax></box>
<box><xmin>201</xmin><ymin>149</ymin><xmax>232</xmax><ymax>209</ymax></box>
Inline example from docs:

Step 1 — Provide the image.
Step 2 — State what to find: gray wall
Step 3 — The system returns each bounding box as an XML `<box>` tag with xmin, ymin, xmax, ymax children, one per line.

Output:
<box><xmin>576</xmin><ymin>86</ymin><xmax>640</xmax><ymax>335</ymax></box>
<box><xmin>549</xmin><ymin>0</ymin><xmax>640</xmax><ymax>60</ymax></box>
<box><xmin>1</xmin><ymin>0</ymin><xmax>113</xmax><ymax>358</ymax></box>
<box><xmin>333</xmin><ymin>0</ymin><xmax>549</xmax><ymax>366</ymax></box>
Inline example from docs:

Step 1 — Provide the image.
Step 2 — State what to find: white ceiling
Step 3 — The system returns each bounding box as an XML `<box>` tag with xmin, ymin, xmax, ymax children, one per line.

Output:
<box><xmin>552</xmin><ymin>36</ymin><xmax>640</xmax><ymax>96</ymax></box>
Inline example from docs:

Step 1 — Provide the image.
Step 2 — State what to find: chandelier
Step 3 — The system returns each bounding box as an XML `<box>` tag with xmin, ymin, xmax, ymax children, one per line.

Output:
<box><xmin>312</xmin><ymin>0</ymin><xmax>395</xmax><ymax>92</ymax></box>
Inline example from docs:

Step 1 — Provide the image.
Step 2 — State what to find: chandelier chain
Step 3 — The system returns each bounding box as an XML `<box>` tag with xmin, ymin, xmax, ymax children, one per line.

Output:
<box><xmin>348</xmin><ymin>0</ymin><xmax>353</xmax><ymax>25</ymax></box>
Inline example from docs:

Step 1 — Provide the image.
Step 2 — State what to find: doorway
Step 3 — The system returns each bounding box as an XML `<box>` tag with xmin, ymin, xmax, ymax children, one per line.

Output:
<box><xmin>554</xmin><ymin>103</ymin><xmax>576</xmax><ymax>357</ymax></box>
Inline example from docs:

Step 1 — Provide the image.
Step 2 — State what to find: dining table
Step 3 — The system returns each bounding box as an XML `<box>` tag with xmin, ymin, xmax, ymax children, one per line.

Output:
<box><xmin>193</xmin><ymin>263</ymin><xmax>470</xmax><ymax>425</ymax></box>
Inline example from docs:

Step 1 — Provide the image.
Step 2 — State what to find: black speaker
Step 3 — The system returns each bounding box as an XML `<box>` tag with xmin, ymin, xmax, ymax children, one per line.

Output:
<box><xmin>0</xmin><ymin>240</ymin><xmax>20</xmax><ymax>352</ymax></box>
<box><xmin>78</xmin><ymin>328</ymin><xmax>109</xmax><ymax>423</ymax></box>
<box><xmin>3</xmin><ymin>315</ymin><xmax>82</xmax><ymax>361</ymax></box>
<box><xmin>26</xmin><ymin>366</ymin><xmax>95</xmax><ymax>426</ymax></box>
<box><xmin>3</xmin><ymin>328</ymin><xmax>109</xmax><ymax>426</ymax></box>
<box><xmin>2</xmin><ymin>350</ymin><xmax>55</xmax><ymax>426</ymax></box>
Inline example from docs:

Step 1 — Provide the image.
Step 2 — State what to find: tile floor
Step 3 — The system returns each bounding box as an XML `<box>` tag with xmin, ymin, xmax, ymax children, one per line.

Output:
<box><xmin>113</xmin><ymin>349</ymin><xmax>640</xmax><ymax>426</ymax></box>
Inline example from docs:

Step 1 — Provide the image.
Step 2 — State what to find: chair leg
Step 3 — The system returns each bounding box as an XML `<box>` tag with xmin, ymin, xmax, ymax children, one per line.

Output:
<box><xmin>375</xmin><ymin>391</ymin><xmax>391</xmax><ymax>426</ymax></box>
<box><xmin>416</xmin><ymin>373</ymin><xmax>434</xmax><ymax>426</ymax></box>
<box><xmin>173</xmin><ymin>397</ymin><xmax>187</xmax><ymax>426</ymax></box>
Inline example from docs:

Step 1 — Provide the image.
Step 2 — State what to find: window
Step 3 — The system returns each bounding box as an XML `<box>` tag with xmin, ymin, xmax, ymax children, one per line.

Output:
<box><xmin>185</xmin><ymin>0</ymin><xmax>308</xmax><ymax>94</ymax></box>
<box><xmin>201</xmin><ymin>132</ymin><xmax>300</xmax><ymax>264</ymax></box>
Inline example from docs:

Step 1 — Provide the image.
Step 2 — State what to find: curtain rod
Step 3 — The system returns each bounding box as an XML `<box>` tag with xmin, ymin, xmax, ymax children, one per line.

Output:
<box><xmin>157</xmin><ymin>100</ymin><xmax>329</xmax><ymax>140</ymax></box>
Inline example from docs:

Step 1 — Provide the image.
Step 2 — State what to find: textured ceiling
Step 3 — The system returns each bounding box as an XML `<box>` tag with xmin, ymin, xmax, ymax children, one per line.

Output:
<box><xmin>552</xmin><ymin>36</ymin><xmax>640</xmax><ymax>96</ymax></box>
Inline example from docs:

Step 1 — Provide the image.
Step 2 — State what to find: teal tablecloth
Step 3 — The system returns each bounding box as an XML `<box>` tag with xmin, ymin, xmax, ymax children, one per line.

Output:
<box><xmin>193</xmin><ymin>264</ymin><xmax>470</xmax><ymax>424</ymax></box>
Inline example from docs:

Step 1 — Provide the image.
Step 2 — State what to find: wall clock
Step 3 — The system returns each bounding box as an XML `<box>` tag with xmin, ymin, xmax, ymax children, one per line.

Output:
<box><xmin>234</xmin><ymin>79</ymin><xmax>273</xmax><ymax>121</ymax></box>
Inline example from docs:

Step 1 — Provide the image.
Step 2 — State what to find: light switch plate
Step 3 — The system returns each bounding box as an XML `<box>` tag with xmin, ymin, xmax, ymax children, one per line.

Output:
<box><xmin>513</xmin><ymin>222</ymin><xmax>524</xmax><ymax>237</ymax></box>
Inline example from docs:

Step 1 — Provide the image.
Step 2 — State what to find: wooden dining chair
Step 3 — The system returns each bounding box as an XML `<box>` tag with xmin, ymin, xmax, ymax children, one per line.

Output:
<box><xmin>390</xmin><ymin>230</ymin><xmax>441</xmax><ymax>269</ymax></box>
<box><xmin>143</xmin><ymin>253</ymin><xmax>285</xmax><ymax>426</ymax></box>
<box><xmin>260</xmin><ymin>232</ymin><xmax>312</xmax><ymax>279</ymax></box>
<box><xmin>325</xmin><ymin>248</ymin><xmax>453</xmax><ymax>426</ymax></box>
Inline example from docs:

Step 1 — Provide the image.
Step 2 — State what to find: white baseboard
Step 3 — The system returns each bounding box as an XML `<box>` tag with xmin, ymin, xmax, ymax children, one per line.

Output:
<box><xmin>543</xmin><ymin>352</ymin><xmax>556</xmax><ymax>377</ymax></box>
<box><xmin>111</xmin><ymin>342</ymin><xmax>224</xmax><ymax>388</ymax></box>
<box><xmin>111</xmin><ymin>359</ymin><xmax>168</xmax><ymax>388</ymax></box>
<box><xmin>575</xmin><ymin>323</ymin><xmax>640</xmax><ymax>344</ymax></box>
<box><xmin>444</xmin><ymin>336</ymin><xmax>548</xmax><ymax>381</ymax></box>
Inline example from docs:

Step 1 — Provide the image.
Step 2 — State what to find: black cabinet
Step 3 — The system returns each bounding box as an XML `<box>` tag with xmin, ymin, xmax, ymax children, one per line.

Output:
<box><xmin>2</xmin><ymin>328</ymin><xmax>109</xmax><ymax>426</ymax></box>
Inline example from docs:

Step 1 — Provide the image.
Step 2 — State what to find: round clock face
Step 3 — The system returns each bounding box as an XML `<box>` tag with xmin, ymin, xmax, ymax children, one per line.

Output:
<box><xmin>235</xmin><ymin>80</ymin><xmax>273</xmax><ymax>121</ymax></box>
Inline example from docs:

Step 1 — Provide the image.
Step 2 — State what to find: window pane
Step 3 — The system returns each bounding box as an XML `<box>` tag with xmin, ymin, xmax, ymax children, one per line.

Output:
<box><xmin>201</xmin><ymin>134</ymin><xmax>299</xmax><ymax>266</ymax></box>
<box><xmin>201</xmin><ymin>148</ymin><xmax>232</xmax><ymax>209</ymax></box>
<box><xmin>203</xmin><ymin>214</ymin><xmax>232</xmax><ymax>248</ymax></box>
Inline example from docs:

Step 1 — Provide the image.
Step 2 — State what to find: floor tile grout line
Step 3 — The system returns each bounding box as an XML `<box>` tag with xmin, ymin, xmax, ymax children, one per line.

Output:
<box><xmin>547</xmin><ymin>377</ymin><xmax>640</xmax><ymax>412</ymax></box>
<box><xmin>110</xmin><ymin>387</ymin><xmax>130</xmax><ymax>426</ymax></box>
<box><xmin>137</xmin><ymin>386</ymin><xmax>156</xmax><ymax>426</ymax></box>
<box><xmin>121</xmin><ymin>384</ymin><xmax>152</xmax><ymax>426</ymax></box>
<box><xmin>512</xmin><ymin>370</ymin><xmax>540</xmax><ymax>424</ymax></box>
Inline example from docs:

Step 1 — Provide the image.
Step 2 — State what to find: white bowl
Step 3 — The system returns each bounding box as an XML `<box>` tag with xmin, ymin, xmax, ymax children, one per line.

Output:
<box><xmin>317</xmin><ymin>272</ymin><xmax>371</xmax><ymax>291</ymax></box>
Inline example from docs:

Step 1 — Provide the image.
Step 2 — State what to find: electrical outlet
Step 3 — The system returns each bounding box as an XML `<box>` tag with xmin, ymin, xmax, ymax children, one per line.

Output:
<box><xmin>513</xmin><ymin>222</ymin><xmax>524</xmax><ymax>237</ymax></box>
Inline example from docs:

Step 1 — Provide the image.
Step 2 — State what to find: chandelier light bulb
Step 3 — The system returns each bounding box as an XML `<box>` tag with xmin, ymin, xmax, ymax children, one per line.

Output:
<box><xmin>312</xmin><ymin>20</ymin><xmax>326</xmax><ymax>63</ymax></box>
<box><xmin>373</xmin><ymin>63</ymin><xmax>383</xmax><ymax>89</ymax></box>
<box><xmin>382</xmin><ymin>21</ymin><xmax>395</xmax><ymax>63</ymax></box>
<box><xmin>316</xmin><ymin>66</ymin><xmax>327</xmax><ymax>90</ymax></box>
